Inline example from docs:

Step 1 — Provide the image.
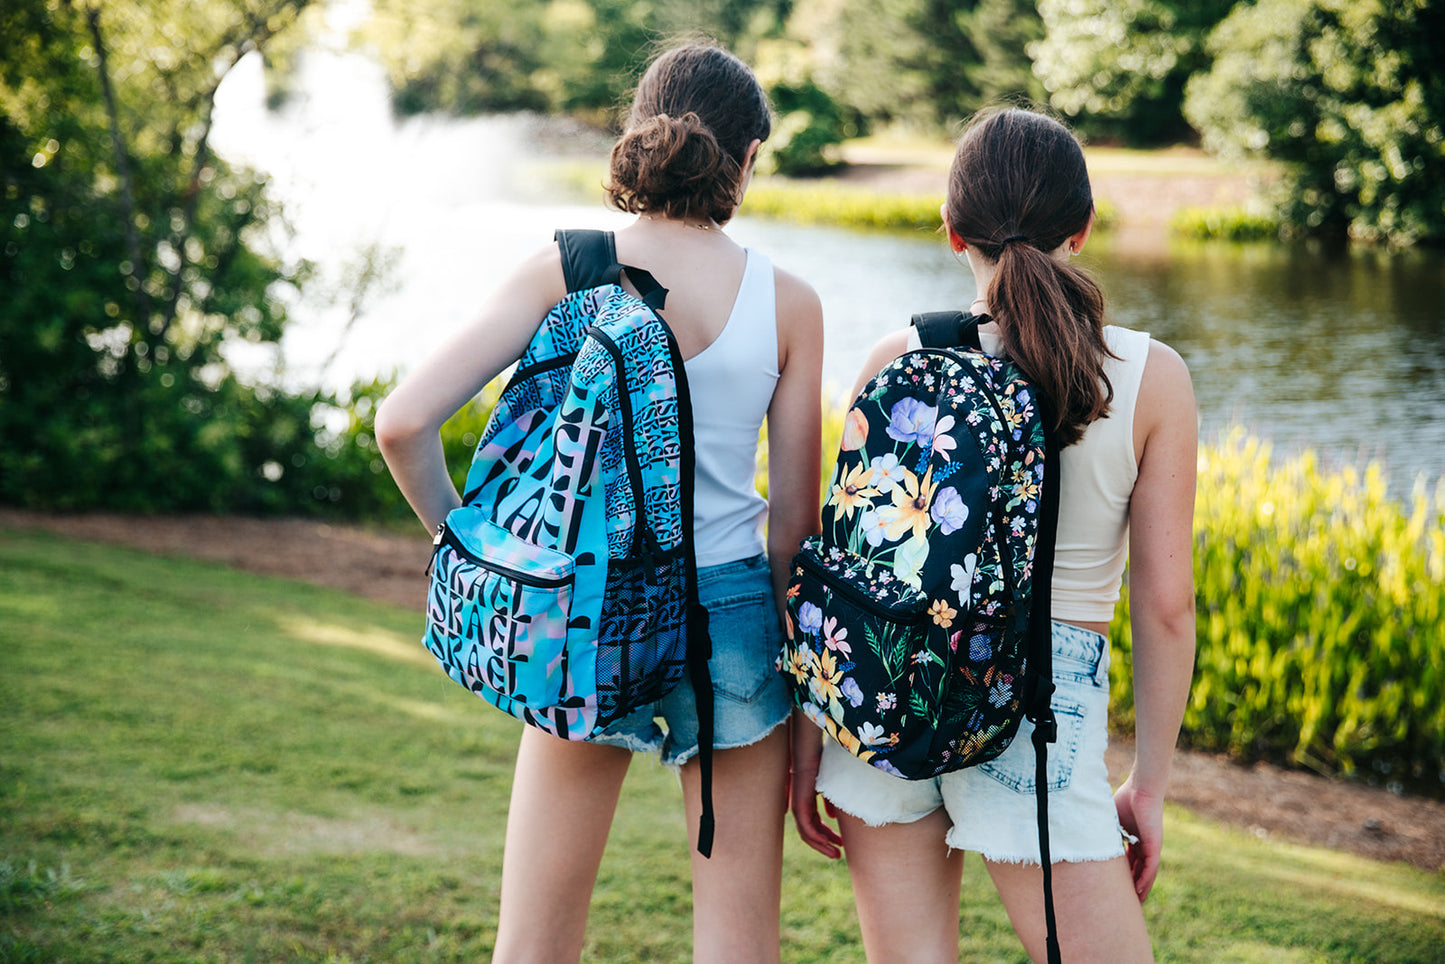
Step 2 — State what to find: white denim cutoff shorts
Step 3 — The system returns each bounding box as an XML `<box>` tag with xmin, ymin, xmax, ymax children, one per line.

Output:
<box><xmin>815</xmin><ymin>621</ymin><xmax>1129</xmax><ymax>864</ymax></box>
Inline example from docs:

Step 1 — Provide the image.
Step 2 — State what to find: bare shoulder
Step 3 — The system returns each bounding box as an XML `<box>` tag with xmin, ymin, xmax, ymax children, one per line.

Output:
<box><xmin>772</xmin><ymin>263</ymin><xmax>823</xmax><ymax>371</ymax></box>
<box><xmin>1139</xmin><ymin>339</ymin><xmax>1196</xmax><ymax>418</ymax></box>
<box><xmin>774</xmin><ymin>263</ymin><xmax>823</xmax><ymax>327</ymax></box>
<box><xmin>1133</xmin><ymin>337</ymin><xmax>1198</xmax><ymax>470</ymax></box>
<box><xmin>509</xmin><ymin>240</ymin><xmax>567</xmax><ymax>302</ymax></box>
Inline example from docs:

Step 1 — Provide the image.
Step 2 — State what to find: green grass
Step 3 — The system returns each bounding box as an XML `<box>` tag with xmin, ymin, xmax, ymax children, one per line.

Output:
<box><xmin>2</xmin><ymin>530</ymin><xmax>1442</xmax><ymax>962</ymax></box>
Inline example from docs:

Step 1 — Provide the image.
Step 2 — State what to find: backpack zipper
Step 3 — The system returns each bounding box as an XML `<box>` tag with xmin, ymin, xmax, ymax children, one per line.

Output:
<box><xmin>796</xmin><ymin>548</ymin><xmax>930</xmax><ymax>624</ymax></box>
<box><xmin>510</xmin><ymin>352</ymin><xmax>577</xmax><ymax>385</ymax></box>
<box><xmin>433</xmin><ymin>523</ymin><xmax>574</xmax><ymax>589</ymax></box>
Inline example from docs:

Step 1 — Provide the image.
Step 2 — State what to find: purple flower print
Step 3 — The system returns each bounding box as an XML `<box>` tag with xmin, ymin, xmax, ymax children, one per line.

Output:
<box><xmin>860</xmin><ymin>508</ymin><xmax>889</xmax><ymax>548</ymax></box>
<box><xmin>841</xmin><ymin>677</ymin><xmax>865</xmax><ymax>708</ymax></box>
<box><xmin>886</xmin><ymin>397</ymin><xmax>937</xmax><ymax>445</ymax></box>
<box><xmin>798</xmin><ymin>601</ymin><xmax>823</xmax><ymax>636</ymax></box>
<box><xmin>930</xmin><ymin>486</ymin><xmax>969</xmax><ymax>534</ymax></box>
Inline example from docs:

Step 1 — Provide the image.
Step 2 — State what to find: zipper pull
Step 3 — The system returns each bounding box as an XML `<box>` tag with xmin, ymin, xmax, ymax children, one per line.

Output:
<box><xmin>426</xmin><ymin>522</ymin><xmax>445</xmax><ymax>576</ymax></box>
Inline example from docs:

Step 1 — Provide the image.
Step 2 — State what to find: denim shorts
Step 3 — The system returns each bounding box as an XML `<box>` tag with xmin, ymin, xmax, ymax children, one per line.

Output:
<box><xmin>591</xmin><ymin>553</ymin><xmax>792</xmax><ymax>767</ymax></box>
<box><xmin>815</xmin><ymin>622</ymin><xmax>1129</xmax><ymax>864</ymax></box>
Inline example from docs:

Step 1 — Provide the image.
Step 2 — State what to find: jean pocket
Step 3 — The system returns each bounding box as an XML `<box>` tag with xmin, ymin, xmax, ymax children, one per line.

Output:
<box><xmin>707</xmin><ymin>591</ymin><xmax>778</xmax><ymax>703</ymax></box>
<box><xmin>975</xmin><ymin>696</ymin><xmax>1085</xmax><ymax>794</ymax></box>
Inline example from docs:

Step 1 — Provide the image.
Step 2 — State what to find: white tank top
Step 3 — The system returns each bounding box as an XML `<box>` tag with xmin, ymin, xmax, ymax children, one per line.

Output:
<box><xmin>684</xmin><ymin>248</ymin><xmax>778</xmax><ymax>568</ymax></box>
<box><xmin>907</xmin><ymin>323</ymin><xmax>1151</xmax><ymax>623</ymax></box>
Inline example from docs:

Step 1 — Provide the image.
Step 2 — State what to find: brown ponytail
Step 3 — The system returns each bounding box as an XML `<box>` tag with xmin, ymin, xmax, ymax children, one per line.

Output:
<box><xmin>945</xmin><ymin>108</ymin><xmax>1116</xmax><ymax>447</ymax></box>
<box><xmin>605</xmin><ymin>43</ymin><xmax>771</xmax><ymax>226</ymax></box>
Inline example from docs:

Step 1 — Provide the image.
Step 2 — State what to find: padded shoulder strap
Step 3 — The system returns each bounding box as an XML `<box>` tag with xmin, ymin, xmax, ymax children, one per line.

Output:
<box><xmin>556</xmin><ymin>229</ymin><xmax>620</xmax><ymax>293</ymax></box>
<box><xmin>911</xmin><ymin>310</ymin><xmax>983</xmax><ymax>351</ymax></box>
<box><xmin>555</xmin><ymin>229</ymin><xmax>668</xmax><ymax>311</ymax></box>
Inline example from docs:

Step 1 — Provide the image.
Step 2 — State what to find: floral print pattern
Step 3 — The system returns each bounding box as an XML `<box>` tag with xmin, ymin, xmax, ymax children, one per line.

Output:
<box><xmin>782</xmin><ymin>346</ymin><xmax>1051</xmax><ymax>779</ymax></box>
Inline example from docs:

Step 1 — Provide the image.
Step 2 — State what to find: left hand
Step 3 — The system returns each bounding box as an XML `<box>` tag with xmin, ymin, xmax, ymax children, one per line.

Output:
<box><xmin>1114</xmin><ymin>773</ymin><xmax>1166</xmax><ymax>902</ymax></box>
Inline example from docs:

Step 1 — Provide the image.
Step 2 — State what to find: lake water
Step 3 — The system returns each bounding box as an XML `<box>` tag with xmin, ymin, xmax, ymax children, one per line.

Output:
<box><xmin>211</xmin><ymin>45</ymin><xmax>1445</xmax><ymax>491</ymax></box>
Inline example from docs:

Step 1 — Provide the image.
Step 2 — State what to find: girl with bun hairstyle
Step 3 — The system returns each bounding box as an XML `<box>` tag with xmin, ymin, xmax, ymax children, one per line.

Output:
<box><xmin>376</xmin><ymin>43</ymin><xmax>822</xmax><ymax>964</ymax></box>
<box><xmin>789</xmin><ymin>107</ymin><xmax>1197</xmax><ymax>963</ymax></box>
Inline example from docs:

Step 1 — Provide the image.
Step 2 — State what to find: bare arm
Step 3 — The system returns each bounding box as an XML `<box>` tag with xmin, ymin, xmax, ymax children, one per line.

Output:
<box><xmin>764</xmin><ymin>267</ymin><xmax>825</xmax><ymax>621</ymax></box>
<box><xmin>1116</xmin><ymin>339</ymin><xmax>1198</xmax><ymax>901</ymax></box>
<box><xmin>374</xmin><ymin>243</ymin><xmax>568</xmax><ymax>533</ymax></box>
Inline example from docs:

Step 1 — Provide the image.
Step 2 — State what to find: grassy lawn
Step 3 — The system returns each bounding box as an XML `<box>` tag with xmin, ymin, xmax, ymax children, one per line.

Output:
<box><xmin>2</xmin><ymin>529</ymin><xmax>1442</xmax><ymax>963</ymax></box>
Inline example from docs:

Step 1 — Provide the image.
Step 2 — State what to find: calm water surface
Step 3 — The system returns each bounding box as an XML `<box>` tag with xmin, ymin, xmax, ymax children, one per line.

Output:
<box><xmin>212</xmin><ymin>47</ymin><xmax>1445</xmax><ymax>491</ymax></box>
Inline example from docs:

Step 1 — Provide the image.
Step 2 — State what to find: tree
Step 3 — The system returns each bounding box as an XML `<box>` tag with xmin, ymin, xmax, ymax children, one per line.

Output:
<box><xmin>1184</xmin><ymin>0</ymin><xmax>1445</xmax><ymax>243</ymax></box>
<box><xmin>0</xmin><ymin>0</ymin><xmax>336</xmax><ymax>510</ymax></box>
<box><xmin>1030</xmin><ymin>0</ymin><xmax>1235</xmax><ymax>144</ymax></box>
<box><xmin>795</xmin><ymin>0</ymin><xmax>1041</xmax><ymax>131</ymax></box>
<box><xmin>357</xmin><ymin>0</ymin><xmax>792</xmax><ymax>120</ymax></box>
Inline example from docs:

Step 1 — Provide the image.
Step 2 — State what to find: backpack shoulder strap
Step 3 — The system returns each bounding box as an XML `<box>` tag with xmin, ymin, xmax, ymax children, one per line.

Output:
<box><xmin>556</xmin><ymin>229</ymin><xmax>620</xmax><ymax>293</ymax></box>
<box><xmin>555</xmin><ymin>229</ymin><xmax>668</xmax><ymax>311</ymax></box>
<box><xmin>1025</xmin><ymin>393</ymin><xmax>1064</xmax><ymax>964</ymax></box>
<box><xmin>911</xmin><ymin>310</ymin><xmax>983</xmax><ymax>351</ymax></box>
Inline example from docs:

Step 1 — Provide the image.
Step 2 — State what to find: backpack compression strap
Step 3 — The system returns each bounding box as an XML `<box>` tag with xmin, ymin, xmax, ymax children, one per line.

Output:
<box><xmin>1028</xmin><ymin>403</ymin><xmax>1064</xmax><ymax>964</ymax></box>
<box><xmin>913</xmin><ymin>306</ymin><xmax>1064</xmax><ymax>964</ymax></box>
<box><xmin>555</xmin><ymin>228</ymin><xmax>714</xmax><ymax>858</ymax></box>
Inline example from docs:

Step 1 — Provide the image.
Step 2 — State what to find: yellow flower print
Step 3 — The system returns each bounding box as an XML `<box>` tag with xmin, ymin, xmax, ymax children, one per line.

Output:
<box><xmin>928</xmin><ymin>599</ymin><xmax>957</xmax><ymax>628</ymax></box>
<box><xmin>827</xmin><ymin>462</ymin><xmax>879</xmax><ymax>518</ymax></box>
<box><xmin>807</xmin><ymin>648</ymin><xmax>845</xmax><ymax>706</ymax></box>
<box><xmin>877</xmin><ymin>466</ymin><xmax>936</xmax><ymax>542</ymax></box>
<box><xmin>785</xmin><ymin>644</ymin><xmax>811</xmax><ymax>685</ymax></box>
<box><xmin>841</xmin><ymin>408</ymin><xmax>869</xmax><ymax>451</ymax></box>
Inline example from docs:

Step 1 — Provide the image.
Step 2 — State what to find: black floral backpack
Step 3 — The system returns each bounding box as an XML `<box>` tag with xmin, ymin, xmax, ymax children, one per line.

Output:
<box><xmin>782</xmin><ymin>310</ymin><xmax>1064</xmax><ymax>963</ymax></box>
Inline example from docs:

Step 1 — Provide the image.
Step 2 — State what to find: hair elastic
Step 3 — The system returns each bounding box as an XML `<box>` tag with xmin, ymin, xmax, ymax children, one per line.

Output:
<box><xmin>1000</xmin><ymin>234</ymin><xmax>1030</xmax><ymax>246</ymax></box>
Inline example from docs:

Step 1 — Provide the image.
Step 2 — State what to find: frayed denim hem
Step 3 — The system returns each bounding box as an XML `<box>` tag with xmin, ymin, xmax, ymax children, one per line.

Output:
<box><xmin>663</xmin><ymin>705</ymin><xmax>791</xmax><ymax>771</ymax></box>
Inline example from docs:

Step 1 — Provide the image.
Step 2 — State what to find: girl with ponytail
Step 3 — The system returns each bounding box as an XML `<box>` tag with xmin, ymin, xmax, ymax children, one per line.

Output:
<box><xmin>790</xmin><ymin>107</ymin><xmax>1198</xmax><ymax>963</ymax></box>
<box><xmin>377</xmin><ymin>43</ymin><xmax>823</xmax><ymax>963</ymax></box>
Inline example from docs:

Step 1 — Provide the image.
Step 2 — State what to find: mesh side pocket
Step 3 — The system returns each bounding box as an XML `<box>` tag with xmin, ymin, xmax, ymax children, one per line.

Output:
<box><xmin>593</xmin><ymin>550</ymin><xmax>689</xmax><ymax>728</ymax></box>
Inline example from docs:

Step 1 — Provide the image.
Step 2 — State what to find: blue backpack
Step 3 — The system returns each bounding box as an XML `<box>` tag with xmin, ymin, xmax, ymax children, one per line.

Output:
<box><xmin>782</xmin><ymin>311</ymin><xmax>1063</xmax><ymax>961</ymax></box>
<box><xmin>423</xmin><ymin>229</ymin><xmax>717</xmax><ymax>853</ymax></box>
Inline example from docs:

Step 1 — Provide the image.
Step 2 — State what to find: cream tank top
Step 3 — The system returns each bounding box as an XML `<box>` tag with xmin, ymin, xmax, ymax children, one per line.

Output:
<box><xmin>907</xmin><ymin>323</ymin><xmax>1152</xmax><ymax>623</ymax></box>
<box><xmin>684</xmin><ymin>248</ymin><xmax>779</xmax><ymax>568</ymax></box>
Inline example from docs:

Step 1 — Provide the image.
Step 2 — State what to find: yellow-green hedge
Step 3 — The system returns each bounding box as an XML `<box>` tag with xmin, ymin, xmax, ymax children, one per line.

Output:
<box><xmin>1109</xmin><ymin>429</ymin><xmax>1444</xmax><ymax>792</ymax></box>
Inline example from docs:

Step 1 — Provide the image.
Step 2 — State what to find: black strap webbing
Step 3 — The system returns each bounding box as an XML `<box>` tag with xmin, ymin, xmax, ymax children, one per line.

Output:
<box><xmin>914</xmin><ymin>306</ymin><xmax>1063</xmax><ymax>964</ymax></box>
<box><xmin>555</xmin><ymin>229</ymin><xmax>667</xmax><ymax>310</ymax></box>
<box><xmin>912</xmin><ymin>309</ymin><xmax>982</xmax><ymax>351</ymax></box>
<box><xmin>1029</xmin><ymin>398</ymin><xmax>1063</xmax><ymax>964</ymax></box>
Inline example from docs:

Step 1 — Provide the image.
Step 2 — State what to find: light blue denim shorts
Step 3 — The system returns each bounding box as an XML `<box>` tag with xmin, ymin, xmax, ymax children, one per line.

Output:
<box><xmin>591</xmin><ymin>553</ymin><xmax>792</xmax><ymax>767</ymax></box>
<box><xmin>816</xmin><ymin>622</ymin><xmax>1129</xmax><ymax>864</ymax></box>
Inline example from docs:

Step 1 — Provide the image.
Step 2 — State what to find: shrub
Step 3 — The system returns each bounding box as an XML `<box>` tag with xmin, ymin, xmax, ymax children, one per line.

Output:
<box><xmin>1110</xmin><ymin>428</ymin><xmax>1445</xmax><ymax>793</ymax></box>
<box><xmin>743</xmin><ymin>181</ymin><xmax>947</xmax><ymax>233</ymax></box>
<box><xmin>1170</xmin><ymin>204</ymin><xmax>1283</xmax><ymax>241</ymax></box>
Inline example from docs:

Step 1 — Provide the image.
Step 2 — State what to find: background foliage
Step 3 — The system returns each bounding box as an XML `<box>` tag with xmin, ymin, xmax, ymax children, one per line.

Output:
<box><xmin>0</xmin><ymin>0</ymin><xmax>338</xmax><ymax>513</ymax></box>
<box><xmin>3</xmin><ymin>0</ymin><xmax>1442</xmax><ymax>797</ymax></box>
<box><xmin>1107</xmin><ymin>430</ymin><xmax>1445</xmax><ymax>795</ymax></box>
<box><xmin>1183</xmin><ymin>0</ymin><xmax>1445</xmax><ymax>244</ymax></box>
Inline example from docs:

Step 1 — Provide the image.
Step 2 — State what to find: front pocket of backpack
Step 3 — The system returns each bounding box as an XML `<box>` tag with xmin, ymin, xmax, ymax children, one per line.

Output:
<box><xmin>425</xmin><ymin>511</ymin><xmax>576</xmax><ymax>710</ymax></box>
<box><xmin>782</xmin><ymin>543</ymin><xmax>929</xmax><ymax>749</ymax></box>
